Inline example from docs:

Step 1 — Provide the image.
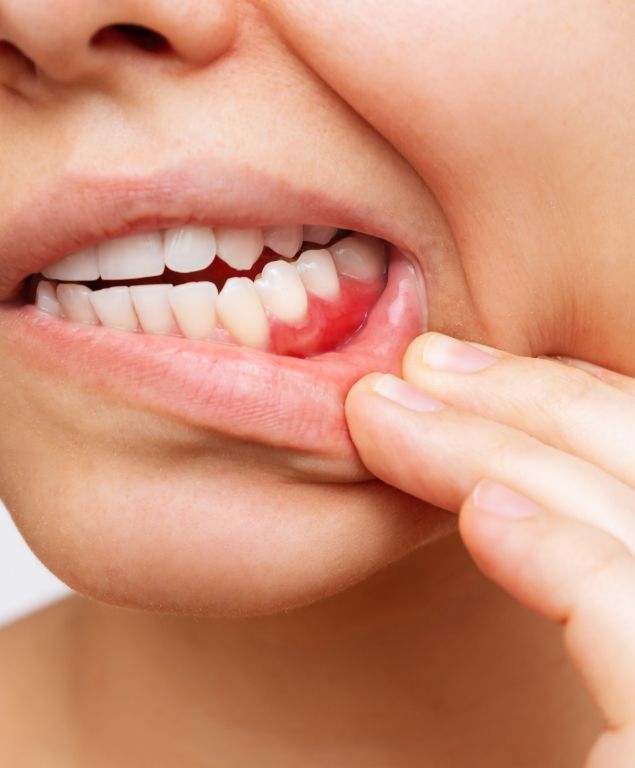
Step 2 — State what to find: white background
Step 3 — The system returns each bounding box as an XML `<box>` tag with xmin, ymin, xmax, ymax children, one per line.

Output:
<box><xmin>0</xmin><ymin>501</ymin><xmax>71</xmax><ymax>627</ymax></box>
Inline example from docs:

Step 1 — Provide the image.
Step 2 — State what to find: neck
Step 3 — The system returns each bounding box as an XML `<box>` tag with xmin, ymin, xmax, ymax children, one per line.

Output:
<box><xmin>69</xmin><ymin>531</ymin><xmax>599</xmax><ymax>766</ymax></box>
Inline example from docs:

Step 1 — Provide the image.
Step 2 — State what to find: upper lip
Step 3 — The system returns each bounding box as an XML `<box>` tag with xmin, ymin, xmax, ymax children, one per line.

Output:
<box><xmin>0</xmin><ymin>157</ymin><xmax>425</xmax><ymax>300</ymax></box>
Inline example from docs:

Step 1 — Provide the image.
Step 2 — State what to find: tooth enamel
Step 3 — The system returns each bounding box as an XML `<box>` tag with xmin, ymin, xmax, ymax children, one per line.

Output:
<box><xmin>263</xmin><ymin>225</ymin><xmax>304</xmax><ymax>259</ymax></box>
<box><xmin>254</xmin><ymin>260</ymin><xmax>308</xmax><ymax>325</ymax></box>
<box><xmin>36</xmin><ymin>281</ymin><xmax>63</xmax><ymax>317</ymax></box>
<box><xmin>217</xmin><ymin>277</ymin><xmax>269</xmax><ymax>349</ymax></box>
<box><xmin>295</xmin><ymin>249</ymin><xmax>340</xmax><ymax>301</ymax></box>
<box><xmin>98</xmin><ymin>233</ymin><xmax>164</xmax><ymax>281</ymax></box>
<box><xmin>164</xmin><ymin>226</ymin><xmax>216</xmax><ymax>274</ymax></box>
<box><xmin>56</xmin><ymin>283</ymin><xmax>99</xmax><ymax>325</ymax></box>
<box><xmin>90</xmin><ymin>286</ymin><xmax>139</xmax><ymax>332</ymax></box>
<box><xmin>42</xmin><ymin>247</ymin><xmax>100</xmax><ymax>282</ymax></box>
<box><xmin>303</xmin><ymin>225</ymin><xmax>338</xmax><ymax>245</ymax></box>
<box><xmin>329</xmin><ymin>235</ymin><xmax>387</xmax><ymax>282</ymax></box>
<box><xmin>169</xmin><ymin>282</ymin><xmax>218</xmax><ymax>340</ymax></box>
<box><xmin>215</xmin><ymin>227</ymin><xmax>264</xmax><ymax>271</ymax></box>
<box><xmin>130</xmin><ymin>284</ymin><xmax>175</xmax><ymax>335</ymax></box>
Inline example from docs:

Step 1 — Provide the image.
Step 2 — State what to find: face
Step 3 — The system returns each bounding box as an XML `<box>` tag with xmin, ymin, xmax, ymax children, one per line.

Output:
<box><xmin>0</xmin><ymin>0</ymin><xmax>633</xmax><ymax>616</ymax></box>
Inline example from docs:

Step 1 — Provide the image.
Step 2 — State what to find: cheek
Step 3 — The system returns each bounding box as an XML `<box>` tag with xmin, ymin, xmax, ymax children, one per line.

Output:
<box><xmin>264</xmin><ymin>0</ymin><xmax>631</xmax><ymax>351</ymax></box>
<box><xmin>264</xmin><ymin>0</ymin><xmax>617</xmax><ymax>175</ymax></box>
<box><xmin>0</xmin><ymin>380</ymin><xmax>453</xmax><ymax>616</ymax></box>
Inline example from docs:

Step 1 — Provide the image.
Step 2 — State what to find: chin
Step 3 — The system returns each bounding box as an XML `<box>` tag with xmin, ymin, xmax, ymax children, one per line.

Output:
<box><xmin>4</xmin><ymin>447</ymin><xmax>455</xmax><ymax>617</ymax></box>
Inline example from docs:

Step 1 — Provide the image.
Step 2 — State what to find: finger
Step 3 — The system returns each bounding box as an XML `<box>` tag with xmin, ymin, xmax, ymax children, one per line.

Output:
<box><xmin>459</xmin><ymin>480</ymin><xmax>635</xmax><ymax>733</ymax></box>
<box><xmin>345</xmin><ymin>374</ymin><xmax>635</xmax><ymax>553</ymax></box>
<box><xmin>553</xmin><ymin>355</ymin><xmax>635</xmax><ymax>398</ymax></box>
<box><xmin>399</xmin><ymin>333</ymin><xmax>635</xmax><ymax>488</ymax></box>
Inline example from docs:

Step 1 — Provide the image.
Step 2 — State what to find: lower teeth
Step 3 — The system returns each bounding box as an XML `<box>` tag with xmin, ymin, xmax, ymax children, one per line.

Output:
<box><xmin>33</xmin><ymin>234</ymin><xmax>388</xmax><ymax>357</ymax></box>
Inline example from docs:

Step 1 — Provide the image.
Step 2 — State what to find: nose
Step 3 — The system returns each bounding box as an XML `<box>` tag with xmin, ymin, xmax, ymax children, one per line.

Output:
<box><xmin>0</xmin><ymin>0</ymin><xmax>237</xmax><ymax>83</ymax></box>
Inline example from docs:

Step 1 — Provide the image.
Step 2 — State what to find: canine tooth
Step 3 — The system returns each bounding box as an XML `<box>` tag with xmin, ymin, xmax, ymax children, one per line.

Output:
<box><xmin>215</xmin><ymin>227</ymin><xmax>264</xmax><ymax>271</ymax></box>
<box><xmin>36</xmin><ymin>281</ymin><xmax>63</xmax><ymax>317</ymax></box>
<box><xmin>42</xmin><ymin>247</ymin><xmax>100</xmax><ymax>281</ymax></box>
<box><xmin>263</xmin><ymin>225</ymin><xmax>303</xmax><ymax>259</ymax></box>
<box><xmin>56</xmin><ymin>283</ymin><xmax>99</xmax><ymax>325</ymax></box>
<box><xmin>217</xmin><ymin>277</ymin><xmax>269</xmax><ymax>349</ymax></box>
<box><xmin>90</xmin><ymin>286</ymin><xmax>138</xmax><ymax>332</ymax></box>
<box><xmin>164</xmin><ymin>226</ymin><xmax>216</xmax><ymax>274</ymax></box>
<box><xmin>98</xmin><ymin>233</ymin><xmax>164</xmax><ymax>280</ymax></box>
<box><xmin>130</xmin><ymin>284</ymin><xmax>175</xmax><ymax>335</ymax></box>
<box><xmin>296</xmin><ymin>249</ymin><xmax>340</xmax><ymax>301</ymax></box>
<box><xmin>329</xmin><ymin>235</ymin><xmax>387</xmax><ymax>281</ymax></box>
<box><xmin>169</xmin><ymin>282</ymin><xmax>218</xmax><ymax>340</ymax></box>
<box><xmin>255</xmin><ymin>260</ymin><xmax>308</xmax><ymax>325</ymax></box>
<box><xmin>303</xmin><ymin>225</ymin><xmax>338</xmax><ymax>245</ymax></box>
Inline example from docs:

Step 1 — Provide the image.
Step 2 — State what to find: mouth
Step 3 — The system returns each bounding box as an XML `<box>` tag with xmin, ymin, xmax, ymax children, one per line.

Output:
<box><xmin>0</xmin><ymin>167</ymin><xmax>427</xmax><ymax>478</ymax></box>
<box><xmin>32</xmin><ymin>224</ymin><xmax>388</xmax><ymax>357</ymax></box>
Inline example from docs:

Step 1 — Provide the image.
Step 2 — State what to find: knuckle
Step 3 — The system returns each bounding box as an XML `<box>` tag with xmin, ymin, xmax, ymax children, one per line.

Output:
<box><xmin>586</xmin><ymin>726</ymin><xmax>635</xmax><ymax>767</ymax></box>
<box><xmin>490</xmin><ymin>426</ymin><xmax>550</xmax><ymax>473</ymax></box>
<box><xmin>536</xmin><ymin>365</ymin><xmax>597</xmax><ymax>413</ymax></box>
<box><xmin>570</xmin><ymin>535</ymin><xmax>633</xmax><ymax>614</ymax></box>
<box><xmin>499</xmin><ymin>361</ymin><xmax>601</xmax><ymax>448</ymax></box>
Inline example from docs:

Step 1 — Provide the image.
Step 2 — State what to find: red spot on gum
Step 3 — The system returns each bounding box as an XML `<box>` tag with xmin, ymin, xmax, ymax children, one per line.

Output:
<box><xmin>33</xmin><ymin>246</ymin><xmax>388</xmax><ymax>358</ymax></box>
<box><xmin>268</xmin><ymin>276</ymin><xmax>385</xmax><ymax>358</ymax></box>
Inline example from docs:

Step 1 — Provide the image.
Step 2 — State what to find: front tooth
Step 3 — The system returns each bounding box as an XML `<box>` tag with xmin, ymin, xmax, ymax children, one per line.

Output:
<box><xmin>130</xmin><ymin>284</ymin><xmax>175</xmax><ymax>335</ymax></box>
<box><xmin>42</xmin><ymin>247</ymin><xmax>100</xmax><ymax>281</ymax></box>
<box><xmin>36</xmin><ymin>281</ymin><xmax>63</xmax><ymax>317</ymax></box>
<box><xmin>164</xmin><ymin>226</ymin><xmax>216</xmax><ymax>274</ymax></box>
<box><xmin>216</xmin><ymin>277</ymin><xmax>269</xmax><ymax>349</ymax></box>
<box><xmin>98</xmin><ymin>233</ymin><xmax>164</xmax><ymax>280</ymax></box>
<box><xmin>254</xmin><ymin>260</ymin><xmax>308</xmax><ymax>325</ymax></box>
<box><xmin>90</xmin><ymin>286</ymin><xmax>138</xmax><ymax>332</ymax></box>
<box><xmin>296</xmin><ymin>249</ymin><xmax>340</xmax><ymax>301</ymax></box>
<box><xmin>169</xmin><ymin>282</ymin><xmax>218</xmax><ymax>340</ymax></box>
<box><xmin>329</xmin><ymin>235</ymin><xmax>387</xmax><ymax>282</ymax></box>
<box><xmin>56</xmin><ymin>283</ymin><xmax>99</xmax><ymax>325</ymax></box>
<box><xmin>215</xmin><ymin>228</ymin><xmax>264</xmax><ymax>271</ymax></box>
<box><xmin>263</xmin><ymin>225</ymin><xmax>303</xmax><ymax>259</ymax></box>
<box><xmin>303</xmin><ymin>225</ymin><xmax>338</xmax><ymax>245</ymax></box>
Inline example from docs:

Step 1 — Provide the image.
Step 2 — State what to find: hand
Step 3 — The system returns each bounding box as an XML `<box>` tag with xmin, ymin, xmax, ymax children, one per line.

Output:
<box><xmin>346</xmin><ymin>332</ymin><xmax>635</xmax><ymax>766</ymax></box>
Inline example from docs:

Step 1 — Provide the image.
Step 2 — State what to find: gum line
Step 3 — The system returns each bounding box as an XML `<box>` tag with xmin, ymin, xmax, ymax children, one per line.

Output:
<box><xmin>33</xmin><ymin>274</ymin><xmax>385</xmax><ymax>358</ymax></box>
<box><xmin>267</xmin><ymin>276</ymin><xmax>383</xmax><ymax>356</ymax></box>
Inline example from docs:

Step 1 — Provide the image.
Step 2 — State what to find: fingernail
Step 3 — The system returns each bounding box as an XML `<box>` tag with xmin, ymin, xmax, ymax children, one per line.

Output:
<box><xmin>372</xmin><ymin>374</ymin><xmax>445</xmax><ymax>413</ymax></box>
<box><xmin>422</xmin><ymin>334</ymin><xmax>499</xmax><ymax>373</ymax></box>
<box><xmin>472</xmin><ymin>480</ymin><xmax>542</xmax><ymax>519</ymax></box>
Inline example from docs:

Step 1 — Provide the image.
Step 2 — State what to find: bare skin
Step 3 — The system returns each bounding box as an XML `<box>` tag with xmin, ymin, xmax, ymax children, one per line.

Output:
<box><xmin>0</xmin><ymin>535</ymin><xmax>601</xmax><ymax>767</ymax></box>
<box><xmin>1</xmin><ymin>0</ymin><xmax>632</xmax><ymax>764</ymax></box>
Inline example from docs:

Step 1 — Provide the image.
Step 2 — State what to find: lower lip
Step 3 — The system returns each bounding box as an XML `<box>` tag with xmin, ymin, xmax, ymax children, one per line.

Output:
<box><xmin>0</xmin><ymin>248</ymin><xmax>426</xmax><ymax>469</ymax></box>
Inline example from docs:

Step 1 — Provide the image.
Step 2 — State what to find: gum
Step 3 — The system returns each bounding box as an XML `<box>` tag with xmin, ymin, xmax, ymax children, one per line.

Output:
<box><xmin>31</xmin><ymin>246</ymin><xmax>387</xmax><ymax>358</ymax></box>
<box><xmin>268</xmin><ymin>276</ymin><xmax>384</xmax><ymax>357</ymax></box>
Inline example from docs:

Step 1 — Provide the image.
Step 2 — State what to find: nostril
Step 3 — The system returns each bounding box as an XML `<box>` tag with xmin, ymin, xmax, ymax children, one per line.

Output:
<box><xmin>91</xmin><ymin>24</ymin><xmax>170</xmax><ymax>54</ymax></box>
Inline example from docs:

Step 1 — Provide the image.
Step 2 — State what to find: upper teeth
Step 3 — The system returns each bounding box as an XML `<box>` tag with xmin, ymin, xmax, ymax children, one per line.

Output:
<box><xmin>164</xmin><ymin>226</ymin><xmax>216</xmax><ymax>274</ymax></box>
<box><xmin>263</xmin><ymin>225</ymin><xmax>303</xmax><ymax>259</ymax></box>
<box><xmin>98</xmin><ymin>232</ymin><xmax>165</xmax><ymax>281</ymax></box>
<box><xmin>42</xmin><ymin>225</ymin><xmax>345</xmax><ymax>283</ymax></box>
<box><xmin>215</xmin><ymin>227</ymin><xmax>264</xmax><ymax>272</ymax></box>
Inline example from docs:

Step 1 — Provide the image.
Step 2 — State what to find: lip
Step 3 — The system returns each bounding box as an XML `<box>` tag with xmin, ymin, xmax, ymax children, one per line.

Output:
<box><xmin>0</xmin><ymin>161</ymin><xmax>430</xmax><ymax>301</ymax></box>
<box><xmin>0</xmin><ymin>163</ymin><xmax>428</xmax><ymax>478</ymax></box>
